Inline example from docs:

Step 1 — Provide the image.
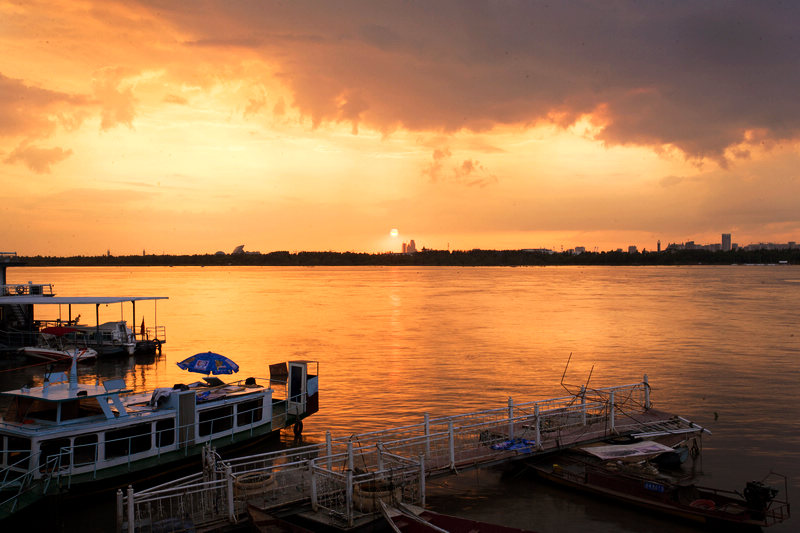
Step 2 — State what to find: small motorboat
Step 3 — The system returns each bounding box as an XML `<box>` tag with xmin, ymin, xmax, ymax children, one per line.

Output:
<box><xmin>19</xmin><ymin>330</ymin><xmax>97</xmax><ymax>363</ymax></box>
<box><xmin>381</xmin><ymin>501</ymin><xmax>539</xmax><ymax>533</ymax></box>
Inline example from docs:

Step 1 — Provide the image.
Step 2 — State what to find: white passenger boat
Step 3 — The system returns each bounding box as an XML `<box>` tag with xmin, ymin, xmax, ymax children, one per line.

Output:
<box><xmin>70</xmin><ymin>320</ymin><xmax>136</xmax><ymax>356</ymax></box>
<box><xmin>0</xmin><ymin>355</ymin><xmax>319</xmax><ymax>519</ymax></box>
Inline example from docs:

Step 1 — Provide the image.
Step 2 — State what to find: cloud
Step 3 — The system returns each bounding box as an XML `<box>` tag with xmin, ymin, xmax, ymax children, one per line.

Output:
<box><xmin>425</xmin><ymin>148</ymin><xmax>496</xmax><ymax>186</ymax></box>
<box><xmin>164</xmin><ymin>93</ymin><xmax>188</xmax><ymax>105</ymax></box>
<box><xmin>93</xmin><ymin>67</ymin><xmax>137</xmax><ymax>130</ymax></box>
<box><xmin>0</xmin><ymin>73</ymin><xmax>88</xmax><ymax>139</ymax></box>
<box><xmin>4</xmin><ymin>143</ymin><xmax>73</xmax><ymax>173</ymax></box>
<box><xmin>132</xmin><ymin>1</ymin><xmax>800</xmax><ymax>161</ymax></box>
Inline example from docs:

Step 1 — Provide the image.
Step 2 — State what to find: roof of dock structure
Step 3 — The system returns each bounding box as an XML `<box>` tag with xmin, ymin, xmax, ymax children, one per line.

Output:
<box><xmin>0</xmin><ymin>296</ymin><xmax>167</xmax><ymax>304</ymax></box>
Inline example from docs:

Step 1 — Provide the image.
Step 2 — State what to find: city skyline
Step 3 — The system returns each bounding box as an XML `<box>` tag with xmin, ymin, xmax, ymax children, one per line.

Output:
<box><xmin>3</xmin><ymin>3</ymin><xmax>800</xmax><ymax>256</ymax></box>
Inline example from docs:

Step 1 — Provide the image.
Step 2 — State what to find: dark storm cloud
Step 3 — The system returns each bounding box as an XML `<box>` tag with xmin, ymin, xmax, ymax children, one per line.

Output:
<box><xmin>139</xmin><ymin>1</ymin><xmax>800</xmax><ymax>160</ymax></box>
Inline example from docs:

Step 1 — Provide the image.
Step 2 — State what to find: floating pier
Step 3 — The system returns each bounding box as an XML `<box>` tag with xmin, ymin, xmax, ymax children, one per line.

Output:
<box><xmin>118</xmin><ymin>376</ymin><xmax>707</xmax><ymax>532</ymax></box>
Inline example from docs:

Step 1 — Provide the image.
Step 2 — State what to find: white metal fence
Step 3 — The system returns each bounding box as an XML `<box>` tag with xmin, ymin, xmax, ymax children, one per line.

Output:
<box><xmin>117</xmin><ymin>377</ymin><xmax>692</xmax><ymax>532</ymax></box>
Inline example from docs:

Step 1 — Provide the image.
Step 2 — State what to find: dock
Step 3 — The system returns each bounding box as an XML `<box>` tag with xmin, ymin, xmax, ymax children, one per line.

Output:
<box><xmin>118</xmin><ymin>376</ymin><xmax>707</xmax><ymax>532</ymax></box>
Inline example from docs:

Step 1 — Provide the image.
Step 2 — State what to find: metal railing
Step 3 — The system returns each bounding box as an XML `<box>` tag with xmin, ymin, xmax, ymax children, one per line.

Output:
<box><xmin>1</xmin><ymin>283</ymin><xmax>54</xmax><ymax>297</ymax></box>
<box><xmin>120</xmin><ymin>378</ymin><xmax>679</xmax><ymax>532</ymax></box>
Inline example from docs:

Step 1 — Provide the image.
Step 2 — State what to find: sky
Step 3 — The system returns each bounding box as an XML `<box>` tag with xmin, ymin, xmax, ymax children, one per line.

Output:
<box><xmin>2</xmin><ymin>1</ymin><xmax>800</xmax><ymax>255</ymax></box>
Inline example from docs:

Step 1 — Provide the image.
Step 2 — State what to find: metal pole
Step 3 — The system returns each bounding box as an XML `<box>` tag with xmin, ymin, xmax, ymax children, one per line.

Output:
<box><xmin>643</xmin><ymin>374</ymin><xmax>651</xmax><ymax>410</ymax></box>
<box><xmin>424</xmin><ymin>413</ymin><xmax>430</xmax><ymax>456</ymax></box>
<box><xmin>116</xmin><ymin>489</ymin><xmax>123</xmax><ymax>533</ymax></box>
<box><xmin>310</xmin><ymin>461</ymin><xmax>318</xmax><ymax>511</ymax></box>
<box><xmin>226</xmin><ymin>464</ymin><xmax>235</xmax><ymax>523</ymax></box>
<box><xmin>535</xmin><ymin>404</ymin><xmax>542</xmax><ymax>450</ymax></box>
<box><xmin>376</xmin><ymin>441</ymin><xmax>384</xmax><ymax>471</ymax></box>
<box><xmin>326</xmin><ymin>430</ymin><xmax>333</xmax><ymax>470</ymax></box>
<box><xmin>580</xmin><ymin>385</ymin><xmax>587</xmax><ymax>425</ymax></box>
<box><xmin>127</xmin><ymin>485</ymin><xmax>134</xmax><ymax>533</ymax></box>
<box><xmin>346</xmin><ymin>469</ymin><xmax>354</xmax><ymax>527</ymax></box>
<box><xmin>448</xmin><ymin>420</ymin><xmax>455</xmax><ymax>470</ymax></box>
<box><xmin>507</xmin><ymin>397</ymin><xmax>514</xmax><ymax>441</ymax></box>
<box><xmin>419</xmin><ymin>454</ymin><xmax>426</xmax><ymax>507</ymax></box>
<box><xmin>347</xmin><ymin>440</ymin><xmax>354</xmax><ymax>472</ymax></box>
<box><xmin>609</xmin><ymin>390</ymin><xmax>616</xmax><ymax>434</ymax></box>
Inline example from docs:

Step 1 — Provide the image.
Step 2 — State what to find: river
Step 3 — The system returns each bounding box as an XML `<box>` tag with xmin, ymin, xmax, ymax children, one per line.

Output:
<box><xmin>2</xmin><ymin>265</ymin><xmax>798</xmax><ymax>532</ymax></box>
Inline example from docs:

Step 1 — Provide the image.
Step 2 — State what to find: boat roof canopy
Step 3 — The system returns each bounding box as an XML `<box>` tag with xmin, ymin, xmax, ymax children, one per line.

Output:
<box><xmin>0</xmin><ymin>296</ymin><xmax>167</xmax><ymax>305</ymax></box>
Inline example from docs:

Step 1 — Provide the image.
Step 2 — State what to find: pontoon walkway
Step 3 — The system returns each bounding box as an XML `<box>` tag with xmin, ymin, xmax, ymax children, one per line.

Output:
<box><xmin>118</xmin><ymin>375</ymin><xmax>708</xmax><ymax>532</ymax></box>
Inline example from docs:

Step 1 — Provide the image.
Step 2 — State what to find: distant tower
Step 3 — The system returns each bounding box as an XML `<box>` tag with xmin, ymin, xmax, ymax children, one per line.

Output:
<box><xmin>657</xmin><ymin>240</ymin><xmax>661</xmax><ymax>253</ymax></box>
<box><xmin>721</xmin><ymin>233</ymin><xmax>732</xmax><ymax>251</ymax></box>
<box><xmin>408</xmin><ymin>240</ymin><xmax>417</xmax><ymax>254</ymax></box>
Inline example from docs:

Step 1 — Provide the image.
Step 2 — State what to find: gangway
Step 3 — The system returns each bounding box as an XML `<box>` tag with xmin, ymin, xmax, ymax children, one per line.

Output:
<box><xmin>117</xmin><ymin>375</ymin><xmax>707</xmax><ymax>532</ymax></box>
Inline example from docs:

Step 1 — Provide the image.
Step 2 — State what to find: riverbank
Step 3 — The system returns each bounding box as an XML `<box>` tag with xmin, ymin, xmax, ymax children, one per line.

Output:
<box><xmin>13</xmin><ymin>248</ymin><xmax>800</xmax><ymax>267</ymax></box>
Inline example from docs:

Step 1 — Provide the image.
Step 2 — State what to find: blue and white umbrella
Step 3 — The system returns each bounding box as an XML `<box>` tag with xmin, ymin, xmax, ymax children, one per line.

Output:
<box><xmin>177</xmin><ymin>351</ymin><xmax>239</xmax><ymax>375</ymax></box>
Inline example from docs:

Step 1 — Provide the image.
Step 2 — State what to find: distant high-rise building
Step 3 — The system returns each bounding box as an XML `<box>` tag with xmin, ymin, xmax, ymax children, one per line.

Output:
<box><xmin>722</xmin><ymin>233</ymin><xmax>732</xmax><ymax>251</ymax></box>
<box><xmin>657</xmin><ymin>240</ymin><xmax>661</xmax><ymax>252</ymax></box>
<box><xmin>407</xmin><ymin>240</ymin><xmax>417</xmax><ymax>254</ymax></box>
<box><xmin>628</xmin><ymin>245</ymin><xmax>638</xmax><ymax>253</ymax></box>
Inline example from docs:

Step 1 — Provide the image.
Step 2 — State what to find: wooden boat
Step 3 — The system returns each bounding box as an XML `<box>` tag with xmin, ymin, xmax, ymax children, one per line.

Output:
<box><xmin>0</xmin><ymin>356</ymin><xmax>319</xmax><ymax>519</ymax></box>
<box><xmin>527</xmin><ymin>444</ymin><xmax>790</xmax><ymax>528</ymax></box>
<box><xmin>247</xmin><ymin>503</ymin><xmax>315</xmax><ymax>533</ymax></box>
<box><xmin>381</xmin><ymin>501</ymin><xmax>539</xmax><ymax>533</ymax></box>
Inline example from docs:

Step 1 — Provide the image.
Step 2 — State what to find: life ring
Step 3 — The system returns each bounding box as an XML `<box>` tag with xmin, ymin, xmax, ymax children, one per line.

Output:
<box><xmin>15</xmin><ymin>285</ymin><xmax>24</xmax><ymax>295</ymax></box>
<box><xmin>293</xmin><ymin>420</ymin><xmax>303</xmax><ymax>436</ymax></box>
<box><xmin>690</xmin><ymin>499</ymin><xmax>716</xmax><ymax>510</ymax></box>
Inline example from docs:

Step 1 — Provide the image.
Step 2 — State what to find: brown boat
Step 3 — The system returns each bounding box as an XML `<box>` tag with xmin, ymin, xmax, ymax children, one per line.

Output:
<box><xmin>527</xmin><ymin>443</ymin><xmax>790</xmax><ymax>529</ymax></box>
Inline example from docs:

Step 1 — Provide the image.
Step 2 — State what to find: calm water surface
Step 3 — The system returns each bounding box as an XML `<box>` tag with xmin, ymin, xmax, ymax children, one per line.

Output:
<box><xmin>3</xmin><ymin>266</ymin><xmax>798</xmax><ymax>532</ymax></box>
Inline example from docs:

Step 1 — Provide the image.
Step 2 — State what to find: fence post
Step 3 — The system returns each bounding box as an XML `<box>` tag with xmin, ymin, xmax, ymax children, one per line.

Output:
<box><xmin>448</xmin><ymin>419</ymin><xmax>455</xmax><ymax>470</ymax></box>
<box><xmin>326</xmin><ymin>431</ymin><xmax>333</xmax><ymax>471</ymax></box>
<box><xmin>507</xmin><ymin>397</ymin><xmax>514</xmax><ymax>441</ymax></box>
<box><xmin>609</xmin><ymin>390</ymin><xmax>616</xmax><ymax>434</ymax></box>
<box><xmin>126</xmin><ymin>485</ymin><xmax>134</xmax><ymax>533</ymax></box>
<box><xmin>116</xmin><ymin>489</ymin><xmax>123</xmax><ymax>533</ymax></box>
<box><xmin>310</xmin><ymin>460</ymin><xmax>318</xmax><ymax>511</ymax></box>
<box><xmin>419</xmin><ymin>454</ymin><xmax>426</xmax><ymax>507</ymax></box>
<box><xmin>347</xmin><ymin>440</ymin><xmax>354</xmax><ymax>472</ymax></box>
<box><xmin>534</xmin><ymin>404</ymin><xmax>542</xmax><ymax>450</ymax></box>
<box><xmin>226</xmin><ymin>464</ymin><xmax>235</xmax><ymax>523</ymax></box>
<box><xmin>579</xmin><ymin>385</ymin><xmax>586</xmax><ymax>425</ymax></box>
<box><xmin>346</xmin><ymin>469</ymin><xmax>354</xmax><ymax>527</ymax></box>
<box><xmin>424</xmin><ymin>413</ymin><xmax>430</xmax><ymax>457</ymax></box>
<box><xmin>377</xmin><ymin>441</ymin><xmax>384</xmax><ymax>471</ymax></box>
<box><xmin>643</xmin><ymin>374</ymin><xmax>650</xmax><ymax>410</ymax></box>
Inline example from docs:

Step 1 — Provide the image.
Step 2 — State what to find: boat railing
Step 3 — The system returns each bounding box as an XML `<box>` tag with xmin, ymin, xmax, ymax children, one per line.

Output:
<box><xmin>137</xmin><ymin>325</ymin><xmax>166</xmax><ymax>344</ymax></box>
<box><xmin>0</xmin><ymin>283</ymin><xmax>54</xmax><ymax>297</ymax></box>
<box><xmin>0</xmin><ymin>447</ymin><xmax>63</xmax><ymax>515</ymax></box>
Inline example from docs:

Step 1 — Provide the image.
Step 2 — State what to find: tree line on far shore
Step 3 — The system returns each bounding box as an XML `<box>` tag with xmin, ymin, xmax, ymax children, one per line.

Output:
<box><xmin>15</xmin><ymin>248</ymin><xmax>800</xmax><ymax>267</ymax></box>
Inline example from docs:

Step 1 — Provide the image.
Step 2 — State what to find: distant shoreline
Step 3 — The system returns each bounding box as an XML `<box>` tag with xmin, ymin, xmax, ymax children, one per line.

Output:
<box><xmin>11</xmin><ymin>248</ymin><xmax>800</xmax><ymax>267</ymax></box>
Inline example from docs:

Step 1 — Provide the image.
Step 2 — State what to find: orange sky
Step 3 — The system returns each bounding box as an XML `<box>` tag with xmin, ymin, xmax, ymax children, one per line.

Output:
<box><xmin>3</xmin><ymin>1</ymin><xmax>800</xmax><ymax>255</ymax></box>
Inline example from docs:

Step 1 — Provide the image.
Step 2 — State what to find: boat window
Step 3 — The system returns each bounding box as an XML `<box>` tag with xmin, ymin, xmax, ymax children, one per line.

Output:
<box><xmin>236</xmin><ymin>399</ymin><xmax>263</xmax><ymax>426</ymax></box>
<box><xmin>105</xmin><ymin>423</ymin><xmax>152</xmax><ymax>458</ymax></box>
<box><xmin>5</xmin><ymin>437</ymin><xmax>30</xmax><ymax>468</ymax></box>
<box><xmin>73</xmin><ymin>435</ymin><xmax>98</xmax><ymax>466</ymax></box>
<box><xmin>156</xmin><ymin>419</ymin><xmax>175</xmax><ymax>447</ymax></box>
<box><xmin>198</xmin><ymin>406</ymin><xmax>233</xmax><ymax>436</ymax></box>
<box><xmin>39</xmin><ymin>438</ymin><xmax>71</xmax><ymax>469</ymax></box>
